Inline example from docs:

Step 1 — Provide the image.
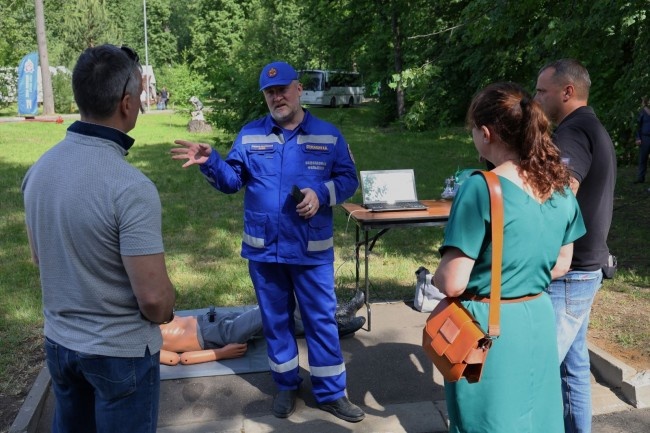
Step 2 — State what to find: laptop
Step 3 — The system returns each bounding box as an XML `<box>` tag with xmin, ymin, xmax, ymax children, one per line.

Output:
<box><xmin>360</xmin><ymin>169</ymin><xmax>428</xmax><ymax>212</ymax></box>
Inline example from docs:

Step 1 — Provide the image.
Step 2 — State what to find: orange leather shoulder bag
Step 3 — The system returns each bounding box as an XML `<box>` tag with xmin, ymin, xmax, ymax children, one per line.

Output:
<box><xmin>422</xmin><ymin>171</ymin><xmax>503</xmax><ymax>383</ymax></box>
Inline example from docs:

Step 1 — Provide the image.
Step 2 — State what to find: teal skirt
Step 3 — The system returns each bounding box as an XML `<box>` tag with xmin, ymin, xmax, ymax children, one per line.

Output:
<box><xmin>445</xmin><ymin>293</ymin><xmax>564</xmax><ymax>433</ymax></box>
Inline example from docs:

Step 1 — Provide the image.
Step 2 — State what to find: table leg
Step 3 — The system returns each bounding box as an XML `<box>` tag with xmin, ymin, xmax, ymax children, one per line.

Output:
<box><xmin>364</xmin><ymin>229</ymin><xmax>371</xmax><ymax>331</ymax></box>
<box><xmin>355</xmin><ymin>225</ymin><xmax>360</xmax><ymax>292</ymax></box>
<box><xmin>353</xmin><ymin>228</ymin><xmax>391</xmax><ymax>332</ymax></box>
<box><xmin>353</xmin><ymin>225</ymin><xmax>369</xmax><ymax>331</ymax></box>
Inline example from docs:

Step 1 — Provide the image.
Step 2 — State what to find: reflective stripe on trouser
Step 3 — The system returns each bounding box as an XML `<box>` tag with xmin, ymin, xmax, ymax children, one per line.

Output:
<box><xmin>248</xmin><ymin>261</ymin><xmax>347</xmax><ymax>403</ymax></box>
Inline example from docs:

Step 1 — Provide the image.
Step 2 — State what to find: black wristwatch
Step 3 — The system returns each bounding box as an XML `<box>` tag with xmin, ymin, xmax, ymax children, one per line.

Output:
<box><xmin>160</xmin><ymin>308</ymin><xmax>175</xmax><ymax>324</ymax></box>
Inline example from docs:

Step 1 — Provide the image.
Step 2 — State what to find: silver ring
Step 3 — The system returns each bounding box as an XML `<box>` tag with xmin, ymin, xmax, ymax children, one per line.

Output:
<box><xmin>308</xmin><ymin>203</ymin><xmax>313</xmax><ymax>210</ymax></box>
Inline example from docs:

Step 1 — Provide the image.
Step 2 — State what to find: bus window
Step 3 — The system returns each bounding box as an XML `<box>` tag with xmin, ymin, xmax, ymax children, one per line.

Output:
<box><xmin>299</xmin><ymin>69</ymin><xmax>364</xmax><ymax>107</ymax></box>
<box><xmin>299</xmin><ymin>71</ymin><xmax>323</xmax><ymax>91</ymax></box>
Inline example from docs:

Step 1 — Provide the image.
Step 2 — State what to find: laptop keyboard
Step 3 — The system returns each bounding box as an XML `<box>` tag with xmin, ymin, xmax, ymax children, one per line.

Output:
<box><xmin>366</xmin><ymin>201</ymin><xmax>427</xmax><ymax>211</ymax></box>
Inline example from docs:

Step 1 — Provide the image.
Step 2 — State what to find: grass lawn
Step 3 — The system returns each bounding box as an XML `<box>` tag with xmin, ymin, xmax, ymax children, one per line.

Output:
<box><xmin>1</xmin><ymin>104</ymin><xmax>648</xmax><ymax>429</ymax></box>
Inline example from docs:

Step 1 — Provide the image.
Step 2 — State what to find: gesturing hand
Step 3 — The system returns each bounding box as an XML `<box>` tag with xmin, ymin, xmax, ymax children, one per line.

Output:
<box><xmin>170</xmin><ymin>139</ymin><xmax>213</xmax><ymax>168</ymax></box>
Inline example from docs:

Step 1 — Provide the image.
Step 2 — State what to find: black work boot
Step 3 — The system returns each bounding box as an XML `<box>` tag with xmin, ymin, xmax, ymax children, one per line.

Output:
<box><xmin>318</xmin><ymin>396</ymin><xmax>365</xmax><ymax>422</ymax></box>
<box><xmin>335</xmin><ymin>290</ymin><xmax>365</xmax><ymax>323</ymax></box>
<box><xmin>272</xmin><ymin>389</ymin><xmax>298</xmax><ymax>418</ymax></box>
<box><xmin>338</xmin><ymin>316</ymin><xmax>366</xmax><ymax>337</ymax></box>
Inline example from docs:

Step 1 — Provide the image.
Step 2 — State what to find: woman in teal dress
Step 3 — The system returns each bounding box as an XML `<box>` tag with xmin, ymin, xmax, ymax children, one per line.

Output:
<box><xmin>433</xmin><ymin>82</ymin><xmax>586</xmax><ymax>433</ymax></box>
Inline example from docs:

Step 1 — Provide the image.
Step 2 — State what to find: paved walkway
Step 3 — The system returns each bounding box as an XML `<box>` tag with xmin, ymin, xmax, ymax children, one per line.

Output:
<box><xmin>12</xmin><ymin>301</ymin><xmax>649</xmax><ymax>433</ymax></box>
<box><xmin>0</xmin><ymin>109</ymin><xmax>172</xmax><ymax>123</ymax></box>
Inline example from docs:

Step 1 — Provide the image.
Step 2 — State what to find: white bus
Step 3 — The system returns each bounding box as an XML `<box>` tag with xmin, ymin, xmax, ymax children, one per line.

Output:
<box><xmin>299</xmin><ymin>70</ymin><xmax>365</xmax><ymax>107</ymax></box>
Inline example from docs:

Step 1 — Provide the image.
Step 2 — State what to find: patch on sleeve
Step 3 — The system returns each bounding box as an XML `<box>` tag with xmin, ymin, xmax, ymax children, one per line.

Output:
<box><xmin>347</xmin><ymin>143</ymin><xmax>355</xmax><ymax>163</ymax></box>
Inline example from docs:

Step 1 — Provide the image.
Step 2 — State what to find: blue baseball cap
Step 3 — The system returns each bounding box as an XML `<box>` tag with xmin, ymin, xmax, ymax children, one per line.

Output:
<box><xmin>259</xmin><ymin>61</ymin><xmax>299</xmax><ymax>91</ymax></box>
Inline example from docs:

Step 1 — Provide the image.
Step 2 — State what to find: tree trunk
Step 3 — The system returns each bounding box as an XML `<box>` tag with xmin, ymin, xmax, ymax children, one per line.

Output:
<box><xmin>391</xmin><ymin>8</ymin><xmax>405</xmax><ymax>119</ymax></box>
<box><xmin>35</xmin><ymin>0</ymin><xmax>55</xmax><ymax>115</ymax></box>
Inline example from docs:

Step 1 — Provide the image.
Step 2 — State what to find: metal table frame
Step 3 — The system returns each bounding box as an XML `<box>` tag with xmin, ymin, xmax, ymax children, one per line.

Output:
<box><xmin>340</xmin><ymin>200</ymin><xmax>451</xmax><ymax>330</ymax></box>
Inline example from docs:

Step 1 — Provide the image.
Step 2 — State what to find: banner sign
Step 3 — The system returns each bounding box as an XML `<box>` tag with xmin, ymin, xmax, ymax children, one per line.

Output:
<box><xmin>18</xmin><ymin>52</ymin><xmax>39</xmax><ymax>116</ymax></box>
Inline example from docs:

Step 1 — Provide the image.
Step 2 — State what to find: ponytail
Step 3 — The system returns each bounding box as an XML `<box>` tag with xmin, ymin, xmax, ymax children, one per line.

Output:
<box><xmin>520</xmin><ymin>100</ymin><xmax>569</xmax><ymax>199</ymax></box>
<box><xmin>467</xmin><ymin>82</ymin><xmax>570</xmax><ymax>199</ymax></box>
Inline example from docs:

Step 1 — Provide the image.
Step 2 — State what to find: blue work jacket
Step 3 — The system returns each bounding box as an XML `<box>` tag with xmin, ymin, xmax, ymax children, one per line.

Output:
<box><xmin>200</xmin><ymin>110</ymin><xmax>359</xmax><ymax>265</ymax></box>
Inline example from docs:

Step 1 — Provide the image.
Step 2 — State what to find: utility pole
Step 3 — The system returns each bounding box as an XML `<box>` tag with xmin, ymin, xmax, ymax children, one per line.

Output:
<box><xmin>143</xmin><ymin>0</ymin><xmax>150</xmax><ymax>111</ymax></box>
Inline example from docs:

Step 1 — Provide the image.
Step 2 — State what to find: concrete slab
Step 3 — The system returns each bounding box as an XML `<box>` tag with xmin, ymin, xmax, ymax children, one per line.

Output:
<box><xmin>592</xmin><ymin>377</ymin><xmax>634</xmax><ymax>416</ymax></box>
<box><xmin>622</xmin><ymin>370</ymin><xmax>650</xmax><ymax>408</ymax></box>
<box><xmin>8</xmin><ymin>368</ymin><xmax>50</xmax><ymax>433</ymax></box>
<box><xmin>588</xmin><ymin>341</ymin><xmax>650</xmax><ymax>409</ymax></box>
<box><xmin>10</xmin><ymin>301</ymin><xmax>649</xmax><ymax>433</ymax></box>
<box><xmin>158</xmin><ymin>401</ymin><xmax>447</xmax><ymax>433</ymax></box>
<box><xmin>154</xmin><ymin>302</ymin><xmax>446</xmax><ymax>429</ymax></box>
<box><xmin>589</xmin><ymin>343</ymin><xmax>637</xmax><ymax>388</ymax></box>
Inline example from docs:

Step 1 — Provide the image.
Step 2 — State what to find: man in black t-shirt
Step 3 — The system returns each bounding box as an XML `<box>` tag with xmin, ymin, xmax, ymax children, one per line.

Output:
<box><xmin>535</xmin><ymin>59</ymin><xmax>616</xmax><ymax>433</ymax></box>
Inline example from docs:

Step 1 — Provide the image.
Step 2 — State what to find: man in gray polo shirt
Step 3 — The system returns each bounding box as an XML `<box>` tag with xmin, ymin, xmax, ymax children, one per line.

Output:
<box><xmin>22</xmin><ymin>44</ymin><xmax>176</xmax><ymax>433</ymax></box>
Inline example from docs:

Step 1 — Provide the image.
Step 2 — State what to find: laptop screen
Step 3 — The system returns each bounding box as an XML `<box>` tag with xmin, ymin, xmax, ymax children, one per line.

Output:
<box><xmin>360</xmin><ymin>169</ymin><xmax>419</xmax><ymax>204</ymax></box>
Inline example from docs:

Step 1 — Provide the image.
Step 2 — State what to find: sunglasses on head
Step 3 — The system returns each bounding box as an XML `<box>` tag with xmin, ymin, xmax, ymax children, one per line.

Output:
<box><xmin>120</xmin><ymin>45</ymin><xmax>140</xmax><ymax>100</ymax></box>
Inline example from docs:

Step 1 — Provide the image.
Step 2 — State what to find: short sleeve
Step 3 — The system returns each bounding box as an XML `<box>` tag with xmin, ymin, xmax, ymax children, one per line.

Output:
<box><xmin>117</xmin><ymin>180</ymin><xmax>164</xmax><ymax>256</ymax></box>
<box><xmin>439</xmin><ymin>175</ymin><xmax>491</xmax><ymax>259</ymax></box>
<box><xmin>554</xmin><ymin>126</ymin><xmax>591</xmax><ymax>184</ymax></box>
<box><xmin>560</xmin><ymin>188</ymin><xmax>587</xmax><ymax>245</ymax></box>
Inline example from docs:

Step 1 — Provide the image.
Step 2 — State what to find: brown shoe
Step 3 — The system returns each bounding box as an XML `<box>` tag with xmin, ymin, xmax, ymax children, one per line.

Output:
<box><xmin>318</xmin><ymin>396</ymin><xmax>365</xmax><ymax>423</ymax></box>
<box><xmin>272</xmin><ymin>389</ymin><xmax>297</xmax><ymax>418</ymax></box>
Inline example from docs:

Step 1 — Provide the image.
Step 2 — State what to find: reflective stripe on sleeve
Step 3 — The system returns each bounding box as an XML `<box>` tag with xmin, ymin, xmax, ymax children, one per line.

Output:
<box><xmin>325</xmin><ymin>180</ymin><xmax>336</xmax><ymax>206</ymax></box>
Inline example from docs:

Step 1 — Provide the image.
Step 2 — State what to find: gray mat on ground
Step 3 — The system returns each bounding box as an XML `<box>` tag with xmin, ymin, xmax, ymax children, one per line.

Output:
<box><xmin>159</xmin><ymin>306</ymin><xmax>268</xmax><ymax>380</ymax></box>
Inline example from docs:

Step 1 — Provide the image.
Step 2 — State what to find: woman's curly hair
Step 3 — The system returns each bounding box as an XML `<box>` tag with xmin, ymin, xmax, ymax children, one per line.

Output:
<box><xmin>467</xmin><ymin>82</ymin><xmax>570</xmax><ymax>199</ymax></box>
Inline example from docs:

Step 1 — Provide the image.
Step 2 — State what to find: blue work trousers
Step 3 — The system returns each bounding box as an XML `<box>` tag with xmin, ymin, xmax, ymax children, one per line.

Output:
<box><xmin>248</xmin><ymin>261</ymin><xmax>346</xmax><ymax>403</ymax></box>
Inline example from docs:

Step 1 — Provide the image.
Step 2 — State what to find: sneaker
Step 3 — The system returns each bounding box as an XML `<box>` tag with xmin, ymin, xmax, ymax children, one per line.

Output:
<box><xmin>338</xmin><ymin>316</ymin><xmax>366</xmax><ymax>337</ymax></box>
<box><xmin>318</xmin><ymin>396</ymin><xmax>365</xmax><ymax>423</ymax></box>
<box><xmin>272</xmin><ymin>389</ymin><xmax>298</xmax><ymax>418</ymax></box>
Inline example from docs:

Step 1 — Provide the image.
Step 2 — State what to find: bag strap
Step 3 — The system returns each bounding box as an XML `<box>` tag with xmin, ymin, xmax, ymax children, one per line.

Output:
<box><xmin>476</xmin><ymin>171</ymin><xmax>503</xmax><ymax>338</ymax></box>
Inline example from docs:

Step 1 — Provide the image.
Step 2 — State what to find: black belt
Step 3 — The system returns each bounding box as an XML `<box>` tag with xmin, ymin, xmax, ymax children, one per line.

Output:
<box><xmin>459</xmin><ymin>292</ymin><xmax>543</xmax><ymax>303</ymax></box>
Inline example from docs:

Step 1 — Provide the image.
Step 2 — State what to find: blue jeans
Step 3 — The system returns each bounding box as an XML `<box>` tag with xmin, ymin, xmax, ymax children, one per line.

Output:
<box><xmin>45</xmin><ymin>338</ymin><xmax>160</xmax><ymax>433</ymax></box>
<box><xmin>546</xmin><ymin>269</ymin><xmax>603</xmax><ymax>433</ymax></box>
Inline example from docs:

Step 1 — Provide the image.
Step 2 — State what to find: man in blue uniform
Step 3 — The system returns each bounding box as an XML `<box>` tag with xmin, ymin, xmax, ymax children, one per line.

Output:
<box><xmin>171</xmin><ymin>61</ymin><xmax>364</xmax><ymax>423</ymax></box>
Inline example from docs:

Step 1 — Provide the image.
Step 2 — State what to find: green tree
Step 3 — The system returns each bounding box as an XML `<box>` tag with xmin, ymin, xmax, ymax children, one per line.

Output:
<box><xmin>156</xmin><ymin>59</ymin><xmax>212</xmax><ymax>109</ymax></box>
<box><xmin>0</xmin><ymin>2</ymin><xmax>36</xmax><ymax>67</ymax></box>
<box><xmin>105</xmin><ymin>0</ymin><xmax>145</xmax><ymax>52</ymax></box>
<box><xmin>142</xmin><ymin>0</ymin><xmax>178</xmax><ymax>67</ymax></box>
<box><xmin>190</xmin><ymin>0</ymin><xmax>315</xmax><ymax>131</ymax></box>
<box><xmin>169</xmin><ymin>0</ymin><xmax>201</xmax><ymax>61</ymax></box>
<box><xmin>60</xmin><ymin>0</ymin><xmax>118</xmax><ymax>51</ymax></box>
